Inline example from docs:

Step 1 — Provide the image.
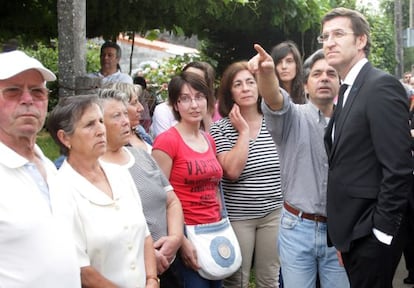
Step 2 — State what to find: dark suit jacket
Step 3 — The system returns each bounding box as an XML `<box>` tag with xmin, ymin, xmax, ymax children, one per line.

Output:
<box><xmin>324</xmin><ymin>62</ymin><xmax>413</xmax><ymax>252</ymax></box>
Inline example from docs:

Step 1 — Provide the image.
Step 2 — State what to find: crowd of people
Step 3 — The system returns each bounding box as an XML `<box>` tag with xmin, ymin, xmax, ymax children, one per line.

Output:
<box><xmin>0</xmin><ymin>7</ymin><xmax>413</xmax><ymax>288</ymax></box>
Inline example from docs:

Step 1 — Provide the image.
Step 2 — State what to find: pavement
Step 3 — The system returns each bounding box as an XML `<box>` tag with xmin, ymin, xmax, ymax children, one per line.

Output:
<box><xmin>394</xmin><ymin>257</ymin><xmax>412</xmax><ymax>288</ymax></box>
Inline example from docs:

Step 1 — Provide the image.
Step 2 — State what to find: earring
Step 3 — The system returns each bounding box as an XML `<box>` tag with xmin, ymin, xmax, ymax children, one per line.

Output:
<box><xmin>67</xmin><ymin>144</ymin><xmax>71</xmax><ymax>150</ymax></box>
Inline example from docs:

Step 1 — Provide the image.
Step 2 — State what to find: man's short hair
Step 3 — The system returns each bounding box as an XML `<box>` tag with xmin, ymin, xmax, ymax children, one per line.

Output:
<box><xmin>321</xmin><ymin>7</ymin><xmax>371</xmax><ymax>57</ymax></box>
<box><xmin>100</xmin><ymin>41</ymin><xmax>122</xmax><ymax>59</ymax></box>
<box><xmin>303</xmin><ymin>49</ymin><xmax>325</xmax><ymax>83</ymax></box>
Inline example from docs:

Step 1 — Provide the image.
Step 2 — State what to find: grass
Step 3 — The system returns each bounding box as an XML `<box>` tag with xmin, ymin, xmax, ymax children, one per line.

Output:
<box><xmin>249</xmin><ymin>269</ymin><xmax>256</xmax><ymax>288</ymax></box>
<box><xmin>36</xmin><ymin>129</ymin><xmax>60</xmax><ymax>161</ymax></box>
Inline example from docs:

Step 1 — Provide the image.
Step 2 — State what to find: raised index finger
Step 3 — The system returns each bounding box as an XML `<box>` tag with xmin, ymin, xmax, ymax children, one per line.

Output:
<box><xmin>248</xmin><ymin>44</ymin><xmax>266</xmax><ymax>72</ymax></box>
<box><xmin>253</xmin><ymin>44</ymin><xmax>267</xmax><ymax>58</ymax></box>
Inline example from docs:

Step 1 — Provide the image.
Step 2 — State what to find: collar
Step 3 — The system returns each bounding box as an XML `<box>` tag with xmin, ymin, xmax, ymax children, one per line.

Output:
<box><xmin>307</xmin><ymin>101</ymin><xmax>328</xmax><ymax>124</ymax></box>
<box><xmin>59</xmin><ymin>160</ymin><xmax>119</xmax><ymax>205</ymax></box>
<box><xmin>98</xmin><ymin>70</ymin><xmax>121</xmax><ymax>78</ymax></box>
<box><xmin>343</xmin><ymin>58</ymin><xmax>368</xmax><ymax>86</ymax></box>
<box><xmin>0</xmin><ymin>142</ymin><xmax>46</xmax><ymax>169</ymax></box>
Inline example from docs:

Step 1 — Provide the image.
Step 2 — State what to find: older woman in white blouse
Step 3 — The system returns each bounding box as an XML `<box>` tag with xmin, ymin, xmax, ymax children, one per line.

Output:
<box><xmin>47</xmin><ymin>94</ymin><xmax>158</xmax><ymax>288</ymax></box>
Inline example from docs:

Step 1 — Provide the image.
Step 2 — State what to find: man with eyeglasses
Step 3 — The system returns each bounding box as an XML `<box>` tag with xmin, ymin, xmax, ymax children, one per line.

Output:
<box><xmin>0</xmin><ymin>50</ymin><xmax>80</xmax><ymax>287</ymax></box>
<box><xmin>321</xmin><ymin>7</ymin><xmax>412</xmax><ymax>287</ymax></box>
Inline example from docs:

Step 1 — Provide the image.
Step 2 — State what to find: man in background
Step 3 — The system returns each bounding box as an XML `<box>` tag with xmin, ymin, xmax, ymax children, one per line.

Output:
<box><xmin>89</xmin><ymin>41</ymin><xmax>133</xmax><ymax>85</ymax></box>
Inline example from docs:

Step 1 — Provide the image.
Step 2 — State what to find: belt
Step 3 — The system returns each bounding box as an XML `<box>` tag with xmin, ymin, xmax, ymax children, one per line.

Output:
<box><xmin>283</xmin><ymin>202</ymin><xmax>327</xmax><ymax>223</ymax></box>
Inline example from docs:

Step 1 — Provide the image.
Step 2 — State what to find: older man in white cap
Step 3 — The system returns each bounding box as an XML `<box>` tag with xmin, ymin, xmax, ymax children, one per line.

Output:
<box><xmin>0</xmin><ymin>50</ymin><xmax>81</xmax><ymax>287</ymax></box>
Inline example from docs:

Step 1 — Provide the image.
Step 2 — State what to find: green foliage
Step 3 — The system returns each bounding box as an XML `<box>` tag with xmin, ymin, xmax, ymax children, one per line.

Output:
<box><xmin>404</xmin><ymin>47</ymin><xmax>414</xmax><ymax>72</ymax></box>
<box><xmin>36</xmin><ymin>130</ymin><xmax>60</xmax><ymax>161</ymax></box>
<box><xmin>364</xmin><ymin>10</ymin><xmax>397</xmax><ymax>74</ymax></box>
<box><xmin>20</xmin><ymin>39</ymin><xmax>101</xmax><ymax>111</ymax></box>
<box><xmin>380</xmin><ymin>0</ymin><xmax>413</xmax><ymax>73</ymax></box>
<box><xmin>381</xmin><ymin>0</ymin><xmax>411</xmax><ymax>28</ymax></box>
<box><xmin>329</xmin><ymin>0</ymin><xmax>356</xmax><ymax>9</ymax></box>
<box><xmin>139</xmin><ymin>53</ymin><xmax>215</xmax><ymax>100</ymax></box>
<box><xmin>84</xmin><ymin>0</ymin><xmax>329</xmax><ymax>75</ymax></box>
<box><xmin>0</xmin><ymin>0</ymin><xmax>405</xmax><ymax>96</ymax></box>
<box><xmin>86</xmin><ymin>41</ymin><xmax>101</xmax><ymax>73</ymax></box>
<box><xmin>22</xmin><ymin>41</ymin><xmax>60</xmax><ymax>111</ymax></box>
<box><xmin>193</xmin><ymin>0</ymin><xmax>331</xmax><ymax>75</ymax></box>
<box><xmin>86</xmin><ymin>0</ymin><xmax>177</xmax><ymax>40</ymax></box>
<box><xmin>0</xmin><ymin>0</ymin><xmax>57</xmax><ymax>44</ymax></box>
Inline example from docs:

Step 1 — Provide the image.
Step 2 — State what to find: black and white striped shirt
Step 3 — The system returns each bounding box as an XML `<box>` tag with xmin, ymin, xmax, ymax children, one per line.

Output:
<box><xmin>210</xmin><ymin>117</ymin><xmax>283</xmax><ymax>221</ymax></box>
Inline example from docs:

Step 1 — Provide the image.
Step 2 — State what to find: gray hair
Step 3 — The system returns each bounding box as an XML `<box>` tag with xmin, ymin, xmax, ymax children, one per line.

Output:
<box><xmin>98</xmin><ymin>88</ymin><xmax>129</xmax><ymax>106</ymax></box>
<box><xmin>102</xmin><ymin>82</ymin><xmax>142</xmax><ymax>102</ymax></box>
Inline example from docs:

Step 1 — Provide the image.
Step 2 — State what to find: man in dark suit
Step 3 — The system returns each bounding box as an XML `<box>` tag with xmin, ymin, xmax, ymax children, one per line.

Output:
<box><xmin>321</xmin><ymin>7</ymin><xmax>413</xmax><ymax>287</ymax></box>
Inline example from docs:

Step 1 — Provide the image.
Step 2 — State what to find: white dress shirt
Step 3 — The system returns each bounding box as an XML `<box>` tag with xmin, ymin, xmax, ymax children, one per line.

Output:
<box><xmin>0</xmin><ymin>142</ymin><xmax>80</xmax><ymax>288</ymax></box>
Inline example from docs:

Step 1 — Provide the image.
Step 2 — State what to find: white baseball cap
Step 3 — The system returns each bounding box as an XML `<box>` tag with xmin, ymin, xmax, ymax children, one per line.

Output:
<box><xmin>0</xmin><ymin>50</ymin><xmax>56</xmax><ymax>81</ymax></box>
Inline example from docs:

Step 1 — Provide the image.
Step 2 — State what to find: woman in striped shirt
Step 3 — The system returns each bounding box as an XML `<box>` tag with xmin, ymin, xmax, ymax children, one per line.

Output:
<box><xmin>209</xmin><ymin>61</ymin><xmax>283</xmax><ymax>288</ymax></box>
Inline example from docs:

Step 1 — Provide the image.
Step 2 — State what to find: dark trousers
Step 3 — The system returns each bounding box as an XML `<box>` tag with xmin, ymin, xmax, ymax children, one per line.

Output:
<box><xmin>159</xmin><ymin>258</ymin><xmax>183</xmax><ymax>288</ymax></box>
<box><xmin>403</xmin><ymin>207</ymin><xmax>414</xmax><ymax>276</ymax></box>
<box><xmin>404</xmin><ymin>178</ymin><xmax>414</xmax><ymax>277</ymax></box>
<box><xmin>342</xmin><ymin>228</ymin><xmax>405</xmax><ymax>288</ymax></box>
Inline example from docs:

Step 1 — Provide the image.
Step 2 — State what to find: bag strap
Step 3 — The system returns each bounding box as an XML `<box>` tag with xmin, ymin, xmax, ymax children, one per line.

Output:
<box><xmin>202</xmin><ymin>131</ymin><xmax>228</xmax><ymax>219</ymax></box>
<box><xmin>218</xmin><ymin>181</ymin><xmax>228</xmax><ymax>218</ymax></box>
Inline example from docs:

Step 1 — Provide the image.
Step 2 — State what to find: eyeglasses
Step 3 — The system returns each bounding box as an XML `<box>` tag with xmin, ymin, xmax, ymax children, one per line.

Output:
<box><xmin>178</xmin><ymin>93</ymin><xmax>206</xmax><ymax>105</ymax></box>
<box><xmin>317</xmin><ymin>29</ymin><xmax>355</xmax><ymax>44</ymax></box>
<box><xmin>0</xmin><ymin>86</ymin><xmax>49</xmax><ymax>101</ymax></box>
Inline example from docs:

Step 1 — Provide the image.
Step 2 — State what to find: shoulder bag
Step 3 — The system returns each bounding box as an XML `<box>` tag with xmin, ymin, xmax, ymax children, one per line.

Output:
<box><xmin>185</xmin><ymin>183</ymin><xmax>242</xmax><ymax>280</ymax></box>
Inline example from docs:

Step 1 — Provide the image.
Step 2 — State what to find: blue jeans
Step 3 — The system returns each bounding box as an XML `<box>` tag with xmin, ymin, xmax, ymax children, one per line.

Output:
<box><xmin>278</xmin><ymin>208</ymin><xmax>349</xmax><ymax>288</ymax></box>
<box><xmin>176</xmin><ymin>255</ymin><xmax>222</xmax><ymax>288</ymax></box>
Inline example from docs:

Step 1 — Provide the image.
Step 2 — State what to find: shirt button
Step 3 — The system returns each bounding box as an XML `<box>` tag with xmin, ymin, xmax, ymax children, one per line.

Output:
<box><xmin>130</xmin><ymin>263</ymin><xmax>136</xmax><ymax>270</ymax></box>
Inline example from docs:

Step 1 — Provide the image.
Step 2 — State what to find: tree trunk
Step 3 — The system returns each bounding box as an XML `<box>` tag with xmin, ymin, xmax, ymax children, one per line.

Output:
<box><xmin>395</xmin><ymin>0</ymin><xmax>403</xmax><ymax>78</ymax></box>
<box><xmin>57</xmin><ymin>0</ymin><xmax>87</xmax><ymax>96</ymax></box>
